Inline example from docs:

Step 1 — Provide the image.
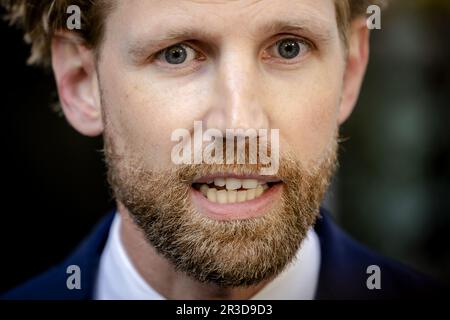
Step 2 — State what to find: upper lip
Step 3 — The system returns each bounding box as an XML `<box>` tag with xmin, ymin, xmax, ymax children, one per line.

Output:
<box><xmin>192</xmin><ymin>173</ymin><xmax>282</xmax><ymax>184</ymax></box>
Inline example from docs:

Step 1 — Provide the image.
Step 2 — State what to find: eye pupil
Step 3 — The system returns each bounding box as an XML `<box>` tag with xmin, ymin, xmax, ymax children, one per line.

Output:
<box><xmin>165</xmin><ymin>45</ymin><xmax>187</xmax><ymax>64</ymax></box>
<box><xmin>277</xmin><ymin>39</ymin><xmax>301</xmax><ymax>59</ymax></box>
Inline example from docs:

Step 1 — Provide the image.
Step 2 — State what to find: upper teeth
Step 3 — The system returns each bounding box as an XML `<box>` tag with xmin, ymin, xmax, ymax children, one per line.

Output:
<box><xmin>214</xmin><ymin>177</ymin><xmax>259</xmax><ymax>190</ymax></box>
<box><xmin>198</xmin><ymin>177</ymin><xmax>271</xmax><ymax>203</ymax></box>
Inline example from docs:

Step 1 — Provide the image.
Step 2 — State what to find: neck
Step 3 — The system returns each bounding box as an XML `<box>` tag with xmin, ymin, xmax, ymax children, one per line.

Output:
<box><xmin>117</xmin><ymin>202</ymin><xmax>270</xmax><ymax>300</ymax></box>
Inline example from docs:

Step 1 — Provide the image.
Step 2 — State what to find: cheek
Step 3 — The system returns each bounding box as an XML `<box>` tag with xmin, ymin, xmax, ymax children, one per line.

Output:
<box><xmin>100</xmin><ymin>69</ymin><xmax>210</xmax><ymax>170</ymax></box>
<box><xmin>268</xmin><ymin>65</ymin><xmax>342</xmax><ymax>165</ymax></box>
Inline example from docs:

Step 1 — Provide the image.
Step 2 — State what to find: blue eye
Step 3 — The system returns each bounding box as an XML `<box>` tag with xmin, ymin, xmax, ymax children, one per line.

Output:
<box><xmin>156</xmin><ymin>43</ymin><xmax>198</xmax><ymax>66</ymax></box>
<box><xmin>276</xmin><ymin>39</ymin><xmax>302</xmax><ymax>59</ymax></box>
<box><xmin>163</xmin><ymin>44</ymin><xmax>188</xmax><ymax>64</ymax></box>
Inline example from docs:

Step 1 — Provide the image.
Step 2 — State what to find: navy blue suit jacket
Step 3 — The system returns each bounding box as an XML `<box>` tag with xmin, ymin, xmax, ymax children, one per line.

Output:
<box><xmin>1</xmin><ymin>208</ymin><xmax>442</xmax><ymax>300</ymax></box>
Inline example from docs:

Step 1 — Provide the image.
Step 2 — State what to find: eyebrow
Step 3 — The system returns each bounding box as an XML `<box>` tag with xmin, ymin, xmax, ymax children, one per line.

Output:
<box><xmin>127</xmin><ymin>28</ymin><xmax>215</xmax><ymax>61</ymax></box>
<box><xmin>126</xmin><ymin>16</ymin><xmax>335</xmax><ymax>61</ymax></box>
<box><xmin>259</xmin><ymin>18</ymin><xmax>334</xmax><ymax>43</ymax></box>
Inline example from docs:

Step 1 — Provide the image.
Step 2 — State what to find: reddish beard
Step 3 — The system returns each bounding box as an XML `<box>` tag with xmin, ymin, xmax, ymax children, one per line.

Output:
<box><xmin>104</xmin><ymin>133</ymin><xmax>338</xmax><ymax>287</ymax></box>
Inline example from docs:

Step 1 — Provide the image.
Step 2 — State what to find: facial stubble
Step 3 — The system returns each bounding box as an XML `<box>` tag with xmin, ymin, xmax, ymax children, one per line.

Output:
<box><xmin>104</xmin><ymin>126</ymin><xmax>338</xmax><ymax>288</ymax></box>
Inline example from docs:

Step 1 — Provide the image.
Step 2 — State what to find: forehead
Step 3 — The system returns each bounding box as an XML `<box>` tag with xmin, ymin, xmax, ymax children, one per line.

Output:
<box><xmin>107</xmin><ymin>0</ymin><xmax>338</xmax><ymax>42</ymax></box>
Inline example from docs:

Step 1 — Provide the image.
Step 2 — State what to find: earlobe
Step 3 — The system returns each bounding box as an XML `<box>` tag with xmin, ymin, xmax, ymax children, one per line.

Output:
<box><xmin>51</xmin><ymin>33</ymin><xmax>103</xmax><ymax>137</ymax></box>
<box><xmin>338</xmin><ymin>17</ymin><xmax>370</xmax><ymax>125</ymax></box>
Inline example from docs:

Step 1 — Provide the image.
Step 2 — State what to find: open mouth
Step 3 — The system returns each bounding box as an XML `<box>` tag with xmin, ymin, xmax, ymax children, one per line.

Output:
<box><xmin>192</xmin><ymin>176</ymin><xmax>282</xmax><ymax>204</ymax></box>
<box><xmin>190</xmin><ymin>175</ymin><xmax>283</xmax><ymax>220</ymax></box>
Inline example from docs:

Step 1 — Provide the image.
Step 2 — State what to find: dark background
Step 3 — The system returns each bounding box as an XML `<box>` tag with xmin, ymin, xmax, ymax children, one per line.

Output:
<box><xmin>0</xmin><ymin>15</ymin><xmax>114</xmax><ymax>293</ymax></box>
<box><xmin>1</xmin><ymin>1</ymin><xmax>449</xmax><ymax>293</ymax></box>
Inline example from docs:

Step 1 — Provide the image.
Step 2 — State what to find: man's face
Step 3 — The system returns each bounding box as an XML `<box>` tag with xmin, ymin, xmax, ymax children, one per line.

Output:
<box><xmin>98</xmin><ymin>0</ymin><xmax>346</xmax><ymax>286</ymax></box>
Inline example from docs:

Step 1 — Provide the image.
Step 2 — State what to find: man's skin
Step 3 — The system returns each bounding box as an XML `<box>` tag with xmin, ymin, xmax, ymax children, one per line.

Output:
<box><xmin>51</xmin><ymin>0</ymin><xmax>369</xmax><ymax>299</ymax></box>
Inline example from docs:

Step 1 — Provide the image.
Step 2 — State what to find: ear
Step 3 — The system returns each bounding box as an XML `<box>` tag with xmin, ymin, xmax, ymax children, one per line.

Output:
<box><xmin>51</xmin><ymin>32</ymin><xmax>103</xmax><ymax>136</ymax></box>
<box><xmin>338</xmin><ymin>17</ymin><xmax>370</xmax><ymax>124</ymax></box>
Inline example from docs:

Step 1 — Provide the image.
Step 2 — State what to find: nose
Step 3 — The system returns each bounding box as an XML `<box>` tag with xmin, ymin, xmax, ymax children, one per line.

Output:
<box><xmin>203</xmin><ymin>45</ymin><xmax>271</xmax><ymax>132</ymax></box>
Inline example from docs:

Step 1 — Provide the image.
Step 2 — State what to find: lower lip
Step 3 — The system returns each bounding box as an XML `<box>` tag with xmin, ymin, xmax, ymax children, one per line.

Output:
<box><xmin>190</xmin><ymin>184</ymin><xmax>283</xmax><ymax>221</ymax></box>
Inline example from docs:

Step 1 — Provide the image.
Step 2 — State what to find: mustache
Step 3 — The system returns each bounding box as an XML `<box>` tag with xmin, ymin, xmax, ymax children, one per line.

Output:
<box><xmin>174</xmin><ymin>163</ymin><xmax>287</xmax><ymax>184</ymax></box>
<box><xmin>171</xmin><ymin>134</ymin><xmax>280</xmax><ymax>176</ymax></box>
<box><xmin>104</xmin><ymin>131</ymin><xmax>339</xmax><ymax>187</ymax></box>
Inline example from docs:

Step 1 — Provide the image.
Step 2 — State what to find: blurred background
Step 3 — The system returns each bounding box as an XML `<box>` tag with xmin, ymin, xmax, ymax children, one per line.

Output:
<box><xmin>0</xmin><ymin>0</ymin><xmax>449</xmax><ymax>293</ymax></box>
<box><xmin>336</xmin><ymin>0</ymin><xmax>450</xmax><ymax>287</ymax></box>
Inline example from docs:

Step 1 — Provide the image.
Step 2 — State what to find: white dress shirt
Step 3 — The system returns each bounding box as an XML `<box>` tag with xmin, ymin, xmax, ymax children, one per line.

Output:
<box><xmin>94</xmin><ymin>213</ymin><xmax>321</xmax><ymax>300</ymax></box>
